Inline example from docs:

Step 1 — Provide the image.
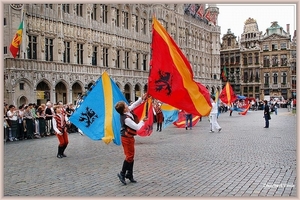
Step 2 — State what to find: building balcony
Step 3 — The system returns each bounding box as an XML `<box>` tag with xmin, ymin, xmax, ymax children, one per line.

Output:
<box><xmin>4</xmin><ymin>58</ymin><xmax>150</xmax><ymax>82</ymax></box>
<box><xmin>271</xmin><ymin>84</ymin><xmax>279</xmax><ymax>88</ymax></box>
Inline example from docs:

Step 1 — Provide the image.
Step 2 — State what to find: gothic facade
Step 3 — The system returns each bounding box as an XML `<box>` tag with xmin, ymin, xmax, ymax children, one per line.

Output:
<box><xmin>4</xmin><ymin>4</ymin><xmax>221</xmax><ymax>106</ymax></box>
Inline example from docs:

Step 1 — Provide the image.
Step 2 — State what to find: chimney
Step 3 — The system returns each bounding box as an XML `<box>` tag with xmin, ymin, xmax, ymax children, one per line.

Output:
<box><xmin>286</xmin><ymin>24</ymin><xmax>290</xmax><ymax>34</ymax></box>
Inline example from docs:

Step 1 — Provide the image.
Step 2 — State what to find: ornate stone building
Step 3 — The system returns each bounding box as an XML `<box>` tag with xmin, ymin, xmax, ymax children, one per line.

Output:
<box><xmin>220</xmin><ymin>29</ymin><xmax>241</xmax><ymax>94</ymax></box>
<box><xmin>4</xmin><ymin>4</ymin><xmax>221</xmax><ymax>106</ymax></box>
<box><xmin>260</xmin><ymin>21</ymin><xmax>293</xmax><ymax>100</ymax></box>
<box><xmin>240</xmin><ymin>17</ymin><xmax>262</xmax><ymax>99</ymax></box>
<box><xmin>220</xmin><ymin>18</ymin><xmax>295</xmax><ymax>100</ymax></box>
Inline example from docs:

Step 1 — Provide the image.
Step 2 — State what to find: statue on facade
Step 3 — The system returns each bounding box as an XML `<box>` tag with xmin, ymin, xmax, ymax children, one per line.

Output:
<box><xmin>87</xmin><ymin>44</ymin><xmax>92</xmax><ymax>57</ymax></box>
<box><xmin>58</xmin><ymin>40</ymin><xmax>65</xmax><ymax>54</ymax></box>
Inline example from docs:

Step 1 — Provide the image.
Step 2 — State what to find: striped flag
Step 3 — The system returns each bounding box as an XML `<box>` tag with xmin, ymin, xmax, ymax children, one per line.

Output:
<box><xmin>69</xmin><ymin>71</ymin><xmax>128</xmax><ymax>145</ymax></box>
<box><xmin>148</xmin><ymin>17</ymin><xmax>212</xmax><ymax>117</ymax></box>
<box><xmin>221</xmin><ymin>66</ymin><xmax>228</xmax><ymax>81</ymax></box>
<box><xmin>9</xmin><ymin>20</ymin><xmax>24</xmax><ymax>58</ymax></box>
<box><xmin>133</xmin><ymin>98</ymin><xmax>154</xmax><ymax>137</ymax></box>
<box><xmin>219</xmin><ymin>82</ymin><xmax>237</xmax><ymax>106</ymax></box>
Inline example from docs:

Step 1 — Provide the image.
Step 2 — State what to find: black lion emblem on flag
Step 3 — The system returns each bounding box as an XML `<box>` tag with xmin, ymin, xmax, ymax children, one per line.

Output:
<box><xmin>155</xmin><ymin>70</ymin><xmax>172</xmax><ymax>95</ymax></box>
<box><xmin>79</xmin><ymin>107</ymin><xmax>98</xmax><ymax>127</ymax></box>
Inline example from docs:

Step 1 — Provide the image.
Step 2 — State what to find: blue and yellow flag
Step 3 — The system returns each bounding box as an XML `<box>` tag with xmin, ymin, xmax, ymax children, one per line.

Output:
<box><xmin>69</xmin><ymin>71</ymin><xmax>128</xmax><ymax>145</ymax></box>
<box><xmin>161</xmin><ymin>104</ymin><xmax>179</xmax><ymax>128</ymax></box>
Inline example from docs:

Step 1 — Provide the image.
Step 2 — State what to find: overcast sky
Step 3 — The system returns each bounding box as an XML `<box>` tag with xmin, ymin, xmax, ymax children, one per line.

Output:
<box><xmin>216</xmin><ymin>4</ymin><xmax>296</xmax><ymax>39</ymax></box>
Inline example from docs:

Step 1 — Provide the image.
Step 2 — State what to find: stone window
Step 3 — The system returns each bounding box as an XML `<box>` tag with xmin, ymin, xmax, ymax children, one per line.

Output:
<box><xmin>102</xmin><ymin>5</ymin><xmax>108</xmax><ymax>24</ymax></box>
<box><xmin>102</xmin><ymin>47</ymin><xmax>108</xmax><ymax>67</ymax></box>
<box><xmin>124</xmin><ymin>51</ymin><xmax>129</xmax><ymax>69</ymax></box>
<box><xmin>92</xmin><ymin>46</ymin><xmax>97</xmax><ymax>66</ymax></box>
<box><xmin>62</xmin><ymin>4</ymin><xmax>69</xmax><ymax>13</ymax></box>
<box><xmin>63</xmin><ymin>41</ymin><xmax>70</xmax><ymax>63</ymax></box>
<box><xmin>76</xmin><ymin>4</ymin><xmax>83</xmax><ymax>17</ymax></box>
<box><xmin>77</xmin><ymin>43</ymin><xmax>83</xmax><ymax>64</ymax></box>
<box><xmin>45</xmin><ymin>38</ymin><xmax>53</xmax><ymax>61</ymax></box>
<box><xmin>28</xmin><ymin>35</ymin><xmax>37</xmax><ymax>60</ymax></box>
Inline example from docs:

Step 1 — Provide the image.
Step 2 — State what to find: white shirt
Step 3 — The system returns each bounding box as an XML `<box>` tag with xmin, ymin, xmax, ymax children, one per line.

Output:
<box><xmin>210</xmin><ymin>101</ymin><xmax>218</xmax><ymax>114</ymax></box>
<box><xmin>124</xmin><ymin>97</ymin><xmax>145</xmax><ymax>130</ymax></box>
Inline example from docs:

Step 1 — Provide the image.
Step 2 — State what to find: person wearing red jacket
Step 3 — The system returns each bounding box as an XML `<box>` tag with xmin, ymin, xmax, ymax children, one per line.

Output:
<box><xmin>52</xmin><ymin>105</ymin><xmax>69</xmax><ymax>158</ymax></box>
<box><xmin>115</xmin><ymin>94</ymin><xmax>148</xmax><ymax>185</ymax></box>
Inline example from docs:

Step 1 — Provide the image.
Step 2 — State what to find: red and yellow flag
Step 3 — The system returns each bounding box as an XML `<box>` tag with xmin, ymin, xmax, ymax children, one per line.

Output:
<box><xmin>133</xmin><ymin>98</ymin><xmax>154</xmax><ymax>137</ymax></box>
<box><xmin>219</xmin><ymin>82</ymin><xmax>237</xmax><ymax>105</ymax></box>
<box><xmin>148</xmin><ymin>17</ymin><xmax>212</xmax><ymax>116</ymax></box>
<box><xmin>9</xmin><ymin>21</ymin><xmax>23</xmax><ymax>58</ymax></box>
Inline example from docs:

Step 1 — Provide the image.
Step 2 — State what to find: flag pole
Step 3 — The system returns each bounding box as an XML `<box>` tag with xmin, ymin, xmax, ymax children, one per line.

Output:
<box><xmin>20</xmin><ymin>6</ymin><xmax>26</xmax><ymax>59</ymax></box>
<box><xmin>145</xmin><ymin>12</ymin><xmax>156</xmax><ymax>118</ymax></box>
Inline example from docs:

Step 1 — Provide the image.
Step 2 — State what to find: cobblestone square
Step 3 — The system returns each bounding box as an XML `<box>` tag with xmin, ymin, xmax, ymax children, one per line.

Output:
<box><xmin>3</xmin><ymin>108</ymin><xmax>297</xmax><ymax>197</ymax></box>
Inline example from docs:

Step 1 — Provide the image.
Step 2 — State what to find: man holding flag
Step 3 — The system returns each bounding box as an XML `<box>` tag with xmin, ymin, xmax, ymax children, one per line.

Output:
<box><xmin>114</xmin><ymin>93</ymin><xmax>148</xmax><ymax>185</ymax></box>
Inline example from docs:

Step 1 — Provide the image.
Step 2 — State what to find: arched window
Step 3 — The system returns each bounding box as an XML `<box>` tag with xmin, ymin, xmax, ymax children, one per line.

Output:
<box><xmin>273</xmin><ymin>73</ymin><xmax>278</xmax><ymax>84</ymax></box>
<box><xmin>264</xmin><ymin>73</ymin><xmax>269</xmax><ymax>85</ymax></box>
<box><xmin>227</xmin><ymin>38</ymin><xmax>231</xmax><ymax>46</ymax></box>
<box><xmin>282</xmin><ymin>72</ymin><xmax>287</xmax><ymax>84</ymax></box>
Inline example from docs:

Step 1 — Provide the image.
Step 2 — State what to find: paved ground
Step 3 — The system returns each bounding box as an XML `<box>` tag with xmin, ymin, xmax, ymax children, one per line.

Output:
<box><xmin>3</xmin><ymin>108</ymin><xmax>297</xmax><ymax>197</ymax></box>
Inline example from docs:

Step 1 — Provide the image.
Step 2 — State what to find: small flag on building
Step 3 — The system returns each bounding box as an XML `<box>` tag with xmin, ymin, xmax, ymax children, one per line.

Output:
<box><xmin>9</xmin><ymin>21</ymin><xmax>24</xmax><ymax>58</ymax></box>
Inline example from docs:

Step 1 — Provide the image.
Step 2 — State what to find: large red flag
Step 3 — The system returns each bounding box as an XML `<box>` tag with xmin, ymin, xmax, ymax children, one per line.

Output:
<box><xmin>133</xmin><ymin>98</ymin><xmax>154</xmax><ymax>137</ymax></box>
<box><xmin>148</xmin><ymin>17</ymin><xmax>212</xmax><ymax>116</ymax></box>
<box><xmin>9</xmin><ymin>21</ymin><xmax>23</xmax><ymax>58</ymax></box>
<box><xmin>219</xmin><ymin>82</ymin><xmax>237</xmax><ymax>105</ymax></box>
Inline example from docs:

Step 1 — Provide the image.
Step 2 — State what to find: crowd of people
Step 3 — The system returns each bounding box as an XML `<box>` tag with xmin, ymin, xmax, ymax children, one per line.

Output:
<box><xmin>4</xmin><ymin>101</ymin><xmax>78</xmax><ymax>143</ymax></box>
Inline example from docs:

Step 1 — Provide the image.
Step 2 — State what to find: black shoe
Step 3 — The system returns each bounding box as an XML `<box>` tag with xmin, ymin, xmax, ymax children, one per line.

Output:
<box><xmin>125</xmin><ymin>174</ymin><xmax>137</xmax><ymax>183</ymax></box>
<box><xmin>57</xmin><ymin>154</ymin><xmax>63</xmax><ymax>158</ymax></box>
<box><xmin>62</xmin><ymin>154</ymin><xmax>67</xmax><ymax>157</ymax></box>
<box><xmin>126</xmin><ymin>177</ymin><xmax>137</xmax><ymax>183</ymax></box>
<box><xmin>185</xmin><ymin>127</ymin><xmax>187</xmax><ymax>130</ymax></box>
<box><xmin>117</xmin><ymin>173</ymin><xmax>127</xmax><ymax>185</ymax></box>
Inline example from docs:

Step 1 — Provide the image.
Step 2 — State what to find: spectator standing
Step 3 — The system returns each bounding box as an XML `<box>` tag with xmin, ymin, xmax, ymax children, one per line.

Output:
<box><xmin>274</xmin><ymin>101</ymin><xmax>279</xmax><ymax>115</ymax></box>
<box><xmin>37</xmin><ymin>106</ymin><xmax>46</xmax><ymax>137</ymax></box>
<box><xmin>6</xmin><ymin>105</ymin><xmax>19</xmax><ymax>141</ymax></box>
<box><xmin>31</xmin><ymin>104</ymin><xmax>41</xmax><ymax>138</ymax></box>
<box><xmin>287</xmin><ymin>99</ymin><xmax>291</xmax><ymax>112</ymax></box>
<box><xmin>184</xmin><ymin>111</ymin><xmax>193</xmax><ymax>130</ymax></box>
<box><xmin>293</xmin><ymin>98</ymin><xmax>296</xmax><ymax>109</ymax></box>
<box><xmin>209</xmin><ymin>96</ymin><xmax>222</xmax><ymax>133</ymax></box>
<box><xmin>263</xmin><ymin>100</ymin><xmax>271</xmax><ymax>128</ymax></box>
<box><xmin>23</xmin><ymin>104</ymin><xmax>35</xmax><ymax>139</ymax></box>
<box><xmin>4</xmin><ymin>103</ymin><xmax>9</xmax><ymax>141</ymax></box>
<box><xmin>17</xmin><ymin>105</ymin><xmax>25</xmax><ymax>140</ymax></box>
<box><xmin>153</xmin><ymin>100</ymin><xmax>163</xmax><ymax>132</ymax></box>
<box><xmin>45</xmin><ymin>102</ymin><xmax>54</xmax><ymax>136</ymax></box>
